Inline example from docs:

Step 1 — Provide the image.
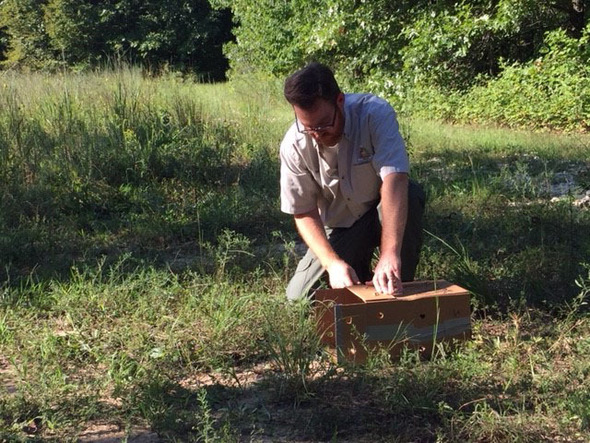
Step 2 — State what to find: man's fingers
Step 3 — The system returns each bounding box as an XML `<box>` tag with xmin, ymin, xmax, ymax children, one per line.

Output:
<box><xmin>372</xmin><ymin>271</ymin><xmax>403</xmax><ymax>295</ymax></box>
<box><xmin>328</xmin><ymin>262</ymin><xmax>361</xmax><ymax>289</ymax></box>
<box><xmin>341</xmin><ymin>269</ymin><xmax>360</xmax><ymax>288</ymax></box>
<box><xmin>373</xmin><ymin>272</ymin><xmax>386</xmax><ymax>294</ymax></box>
<box><xmin>387</xmin><ymin>273</ymin><xmax>395</xmax><ymax>294</ymax></box>
<box><xmin>350</xmin><ymin>268</ymin><xmax>361</xmax><ymax>285</ymax></box>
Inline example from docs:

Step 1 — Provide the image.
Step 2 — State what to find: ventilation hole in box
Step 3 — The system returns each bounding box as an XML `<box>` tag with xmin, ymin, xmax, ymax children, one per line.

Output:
<box><xmin>420</xmin><ymin>314</ymin><xmax>426</xmax><ymax>319</ymax></box>
<box><xmin>377</xmin><ymin>312</ymin><xmax>384</xmax><ymax>319</ymax></box>
<box><xmin>345</xmin><ymin>317</ymin><xmax>353</xmax><ymax>325</ymax></box>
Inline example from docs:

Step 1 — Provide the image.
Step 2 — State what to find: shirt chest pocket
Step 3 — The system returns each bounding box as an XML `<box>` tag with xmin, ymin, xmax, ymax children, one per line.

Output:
<box><xmin>351</xmin><ymin>162</ymin><xmax>380</xmax><ymax>203</ymax></box>
<box><xmin>354</xmin><ymin>140</ymin><xmax>375</xmax><ymax>165</ymax></box>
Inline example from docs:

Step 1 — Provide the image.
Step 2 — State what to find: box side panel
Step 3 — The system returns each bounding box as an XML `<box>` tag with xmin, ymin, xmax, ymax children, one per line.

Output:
<box><xmin>341</xmin><ymin>294</ymin><xmax>471</xmax><ymax>363</ymax></box>
<box><xmin>314</xmin><ymin>289</ymin><xmax>365</xmax><ymax>347</ymax></box>
<box><xmin>363</xmin><ymin>294</ymin><xmax>471</xmax><ymax>339</ymax></box>
<box><xmin>314</xmin><ymin>282</ymin><xmax>472</xmax><ymax>364</ymax></box>
<box><xmin>334</xmin><ymin>304</ymin><xmax>368</xmax><ymax>364</ymax></box>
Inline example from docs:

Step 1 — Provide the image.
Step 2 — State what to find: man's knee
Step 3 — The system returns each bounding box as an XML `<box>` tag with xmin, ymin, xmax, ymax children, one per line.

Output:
<box><xmin>286</xmin><ymin>277</ymin><xmax>309</xmax><ymax>302</ymax></box>
<box><xmin>285</xmin><ymin>251</ymin><xmax>324</xmax><ymax>301</ymax></box>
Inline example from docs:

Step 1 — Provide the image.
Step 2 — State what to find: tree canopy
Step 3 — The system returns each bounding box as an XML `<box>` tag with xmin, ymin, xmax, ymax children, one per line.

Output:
<box><xmin>0</xmin><ymin>0</ymin><xmax>232</xmax><ymax>79</ymax></box>
<box><xmin>213</xmin><ymin>0</ymin><xmax>587</xmax><ymax>87</ymax></box>
<box><xmin>211</xmin><ymin>0</ymin><xmax>588</xmax><ymax>130</ymax></box>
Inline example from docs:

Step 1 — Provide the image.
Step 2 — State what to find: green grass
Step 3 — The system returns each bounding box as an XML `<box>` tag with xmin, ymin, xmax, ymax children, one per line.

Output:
<box><xmin>0</xmin><ymin>68</ymin><xmax>589</xmax><ymax>441</ymax></box>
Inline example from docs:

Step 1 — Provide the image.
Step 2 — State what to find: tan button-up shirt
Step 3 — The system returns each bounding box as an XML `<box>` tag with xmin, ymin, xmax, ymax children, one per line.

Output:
<box><xmin>280</xmin><ymin>93</ymin><xmax>409</xmax><ymax>228</ymax></box>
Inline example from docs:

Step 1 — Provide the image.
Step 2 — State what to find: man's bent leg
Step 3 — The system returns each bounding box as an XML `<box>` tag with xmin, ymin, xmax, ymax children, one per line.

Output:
<box><xmin>331</xmin><ymin>206</ymin><xmax>381</xmax><ymax>284</ymax></box>
<box><xmin>285</xmin><ymin>249</ymin><xmax>326</xmax><ymax>302</ymax></box>
<box><xmin>285</xmin><ymin>208</ymin><xmax>381</xmax><ymax>301</ymax></box>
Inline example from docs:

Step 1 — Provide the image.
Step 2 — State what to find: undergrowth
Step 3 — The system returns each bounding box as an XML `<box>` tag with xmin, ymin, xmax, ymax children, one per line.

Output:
<box><xmin>0</xmin><ymin>70</ymin><xmax>589</xmax><ymax>441</ymax></box>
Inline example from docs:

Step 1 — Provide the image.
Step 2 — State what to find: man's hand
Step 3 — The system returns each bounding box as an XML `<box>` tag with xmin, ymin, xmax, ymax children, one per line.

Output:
<box><xmin>372</xmin><ymin>249</ymin><xmax>403</xmax><ymax>295</ymax></box>
<box><xmin>293</xmin><ymin>208</ymin><xmax>361</xmax><ymax>290</ymax></box>
<box><xmin>326</xmin><ymin>259</ymin><xmax>361</xmax><ymax>288</ymax></box>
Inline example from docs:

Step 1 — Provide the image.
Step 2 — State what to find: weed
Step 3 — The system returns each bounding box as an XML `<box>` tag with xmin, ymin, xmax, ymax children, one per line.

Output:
<box><xmin>424</xmin><ymin>229</ymin><xmax>490</xmax><ymax>308</ymax></box>
<box><xmin>258</xmin><ymin>298</ymin><xmax>331</xmax><ymax>398</ymax></box>
<box><xmin>191</xmin><ymin>388</ymin><xmax>236</xmax><ymax>442</ymax></box>
<box><xmin>205</xmin><ymin>229</ymin><xmax>254</xmax><ymax>279</ymax></box>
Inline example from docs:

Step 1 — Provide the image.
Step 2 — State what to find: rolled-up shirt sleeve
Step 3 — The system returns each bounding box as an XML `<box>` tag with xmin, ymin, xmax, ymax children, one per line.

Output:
<box><xmin>368</xmin><ymin>101</ymin><xmax>410</xmax><ymax>179</ymax></box>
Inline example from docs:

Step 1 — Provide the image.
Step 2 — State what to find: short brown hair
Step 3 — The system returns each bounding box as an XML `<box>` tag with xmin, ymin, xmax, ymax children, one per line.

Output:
<box><xmin>284</xmin><ymin>62</ymin><xmax>341</xmax><ymax>109</ymax></box>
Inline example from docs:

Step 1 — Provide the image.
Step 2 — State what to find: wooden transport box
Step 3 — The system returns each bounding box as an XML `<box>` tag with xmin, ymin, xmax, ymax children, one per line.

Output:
<box><xmin>314</xmin><ymin>280</ymin><xmax>471</xmax><ymax>364</ymax></box>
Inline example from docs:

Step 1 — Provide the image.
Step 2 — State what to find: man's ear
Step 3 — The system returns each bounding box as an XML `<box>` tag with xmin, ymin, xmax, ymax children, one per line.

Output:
<box><xmin>335</xmin><ymin>92</ymin><xmax>345</xmax><ymax>113</ymax></box>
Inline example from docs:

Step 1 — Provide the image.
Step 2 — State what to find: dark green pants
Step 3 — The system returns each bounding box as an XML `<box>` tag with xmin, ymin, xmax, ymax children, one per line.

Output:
<box><xmin>286</xmin><ymin>180</ymin><xmax>425</xmax><ymax>301</ymax></box>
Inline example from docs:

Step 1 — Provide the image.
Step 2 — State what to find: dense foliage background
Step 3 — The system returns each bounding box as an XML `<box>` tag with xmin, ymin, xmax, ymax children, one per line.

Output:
<box><xmin>0</xmin><ymin>0</ymin><xmax>232</xmax><ymax>80</ymax></box>
<box><xmin>0</xmin><ymin>1</ymin><xmax>588</xmax><ymax>126</ymax></box>
<box><xmin>211</xmin><ymin>0</ymin><xmax>589</xmax><ymax>131</ymax></box>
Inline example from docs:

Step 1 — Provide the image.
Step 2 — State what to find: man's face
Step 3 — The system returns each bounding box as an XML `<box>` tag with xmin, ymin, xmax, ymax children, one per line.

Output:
<box><xmin>293</xmin><ymin>94</ymin><xmax>344</xmax><ymax>147</ymax></box>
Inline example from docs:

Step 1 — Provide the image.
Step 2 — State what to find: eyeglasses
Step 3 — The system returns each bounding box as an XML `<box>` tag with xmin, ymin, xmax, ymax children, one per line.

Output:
<box><xmin>295</xmin><ymin>106</ymin><xmax>337</xmax><ymax>134</ymax></box>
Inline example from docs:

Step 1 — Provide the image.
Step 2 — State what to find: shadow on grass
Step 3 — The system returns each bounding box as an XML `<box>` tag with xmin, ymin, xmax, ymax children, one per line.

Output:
<box><xmin>1</xmin><ymin>148</ymin><xmax>589</xmax><ymax>316</ymax></box>
<box><xmin>413</xmin><ymin>150</ymin><xmax>590</xmax><ymax>313</ymax></box>
<box><xmin>127</xmin><ymin>361</ymin><xmax>561</xmax><ymax>442</ymax></box>
<box><xmin>0</xmin><ymin>153</ymin><xmax>288</xmax><ymax>287</ymax></box>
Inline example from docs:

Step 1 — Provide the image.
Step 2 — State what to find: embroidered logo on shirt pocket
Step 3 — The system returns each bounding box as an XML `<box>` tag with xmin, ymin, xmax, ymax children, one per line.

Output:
<box><xmin>355</xmin><ymin>146</ymin><xmax>374</xmax><ymax>164</ymax></box>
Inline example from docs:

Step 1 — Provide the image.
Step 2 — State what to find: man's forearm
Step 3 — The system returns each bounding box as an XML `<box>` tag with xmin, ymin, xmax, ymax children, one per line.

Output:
<box><xmin>371</xmin><ymin>172</ymin><xmax>409</xmax><ymax>294</ymax></box>
<box><xmin>293</xmin><ymin>208</ymin><xmax>340</xmax><ymax>269</ymax></box>
<box><xmin>380</xmin><ymin>173</ymin><xmax>408</xmax><ymax>256</ymax></box>
<box><xmin>294</xmin><ymin>208</ymin><xmax>360</xmax><ymax>288</ymax></box>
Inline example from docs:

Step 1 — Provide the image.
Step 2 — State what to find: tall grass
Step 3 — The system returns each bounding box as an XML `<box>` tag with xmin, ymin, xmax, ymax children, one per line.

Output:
<box><xmin>0</xmin><ymin>68</ymin><xmax>589</xmax><ymax>441</ymax></box>
<box><xmin>0</xmin><ymin>68</ymin><xmax>292</xmax><ymax>281</ymax></box>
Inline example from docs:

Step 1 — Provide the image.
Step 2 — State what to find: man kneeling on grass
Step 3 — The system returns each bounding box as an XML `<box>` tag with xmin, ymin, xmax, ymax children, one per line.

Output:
<box><xmin>279</xmin><ymin>62</ymin><xmax>425</xmax><ymax>301</ymax></box>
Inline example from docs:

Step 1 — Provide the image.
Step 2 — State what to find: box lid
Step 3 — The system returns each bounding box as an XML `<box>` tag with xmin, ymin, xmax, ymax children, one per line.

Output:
<box><xmin>347</xmin><ymin>280</ymin><xmax>469</xmax><ymax>303</ymax></box>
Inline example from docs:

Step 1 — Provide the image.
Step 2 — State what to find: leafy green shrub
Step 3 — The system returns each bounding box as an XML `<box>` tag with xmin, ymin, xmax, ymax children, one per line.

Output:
<box><xmin>401</xmin><ymin>25</ymin><xmax>590</xmax><ymax>131</ymax></box>
<box><xmin>458</xmin><ymin>28</ymin><xmax>590</xmax><ymax>131</ymax></box>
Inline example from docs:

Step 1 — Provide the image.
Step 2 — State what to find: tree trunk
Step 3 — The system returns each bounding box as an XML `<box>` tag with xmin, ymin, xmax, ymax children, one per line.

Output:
<box><xmin>569</xmin><ymin>0</ymin><xmax>586</xmax><ymax>38</ymax></box>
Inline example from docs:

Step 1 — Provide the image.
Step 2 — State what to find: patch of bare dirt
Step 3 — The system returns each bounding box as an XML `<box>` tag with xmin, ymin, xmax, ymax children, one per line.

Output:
<box><xmin>77</xmin><ymin>423</ymin><xmax>160</xmax><ymax>442</ymax></box>
<box><xmin>0</xmin><ymin>356</ymin><xmax>17</xmax><ymax>395</ymax></box>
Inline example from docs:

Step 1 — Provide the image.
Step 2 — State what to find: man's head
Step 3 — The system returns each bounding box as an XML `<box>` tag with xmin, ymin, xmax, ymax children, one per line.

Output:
<box><xmin>284</xmin><ymin>62</ymin><xmax>341</xmax><ymax>109</ymax></box>
<box><xmin>284</xmin><ymin>62</ymin><xmax>345</xmax><ymax>146</ymax></box>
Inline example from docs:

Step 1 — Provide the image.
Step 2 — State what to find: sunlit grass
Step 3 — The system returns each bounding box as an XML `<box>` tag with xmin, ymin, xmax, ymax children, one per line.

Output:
<box><xmin>408</xmin><ymin>117</ymin><xmax>590</xmax><ymax>159</ymax></box>
<box><xmin>0</xmin><ymin>69</ymin><xmax>589</xmax><ymax>441</ymax></box>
